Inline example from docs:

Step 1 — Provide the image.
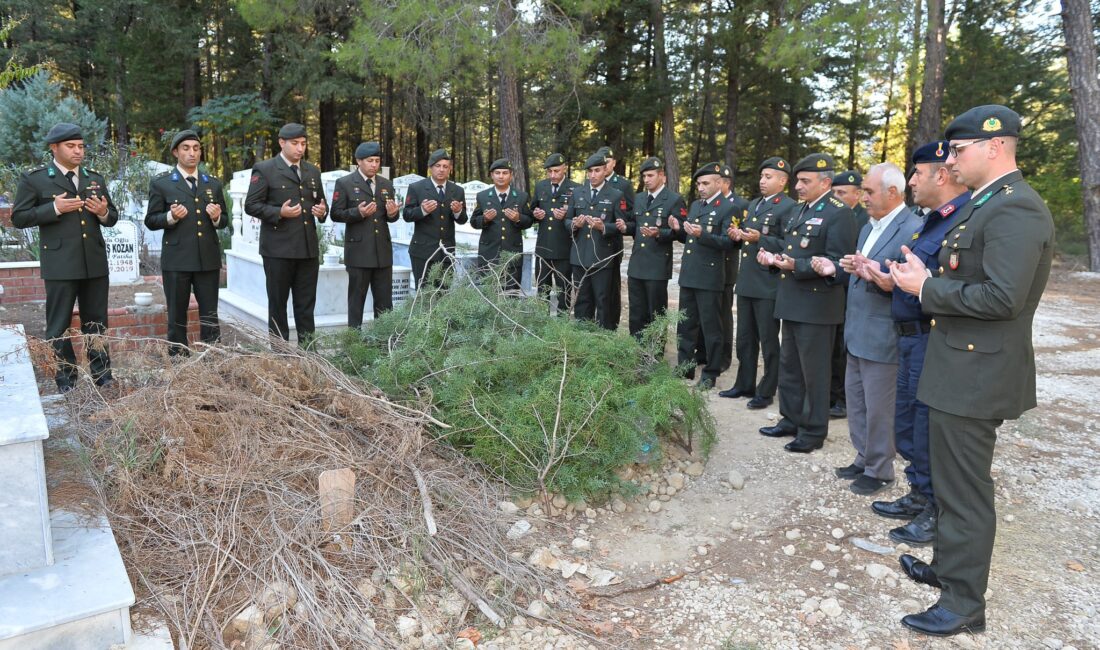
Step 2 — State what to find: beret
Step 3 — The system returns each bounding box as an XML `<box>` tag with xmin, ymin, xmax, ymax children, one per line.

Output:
<box><xmin>693</xmin><ymin>162</ymin><xmax>724</xmax><ymax>181</ymax></box>
<box><xmin>945</xmin><ymin>104</ymin><xmax>1021</xmax><ymax>140</ymax></box>
<box><xmin>832</xmin><ymin>170</ymin><xmax>862</xmax><ymax>187</ymax></box>
<box><xmin>489</xmin><ymin>158</ymin><xmax>512</xmax><ymax>172</ymax></box>
<box><xmin>595</xmin><ymin>146</ymin><xmax>615</xmax><ymax>160</ymax></box>
<box><xmin>171</xmin><ymin>129</ymin><xmax>200</xmax><ymax>151</ymax></box>
<box><xmin>639</xmin><ymin>156</ymin><xmax>664</xmax><ymax>173</ymax></box>
<box><xmin>584</xmin><ymin>153</ymin><xmax>608</xmax><ymax>169</ymax></box>
<box><xmin>278</xmin><ymin>123</ymin><xmax>306</xmax><ymax>140</ymax></box>
<box><xmin>911</xmin><ymin>140</ymin><xmax>949</xmax><ymax>165</ymax></box>
<box><xmin>355</xmin><ymin>141</ymin><xmax>381</xmax><ymax>159</ymax></box>
<box><xmin>720</xmin><ymin>164</ymin><xmax>733</xmax><ymax>179</ymax></box>
<box><xmin>759</xmin><ymin>157</ymin><xmax>790</xmax><ymax>174</ymax></box>
<box><xmin>543</xmin><ymin>153</ymin><xmax>565</xmax><ymax>168</ymax></box>
<box><xmin>792</xmin><ymin>153</ymin><xmax>835</xmax><ymax>175</ymax></box>
<box><xmin>45</xmin><ymin>122</ymin><xmax>82</xmax><ymax>145</ymax></box>
<box><xmin>427</xmin><ymin>148</ymin><xmax>451</xmax><ymax>167</ymax></box>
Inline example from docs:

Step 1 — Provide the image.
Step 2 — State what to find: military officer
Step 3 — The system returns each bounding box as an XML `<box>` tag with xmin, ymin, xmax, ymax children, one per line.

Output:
<box><xmin>832</xmin><ymin>171</ymin><xmax>869</xmax><ymax>224</ymax></box>
<box><xmin>531</xmin><ymin>153</ymin><xmax>578</xmax><ymax>314</ymax></box>
<box><xmin>12</xmin><ymin>122</ymin><xmax>118</xmax><ymax>391</ymax></box>
<box><xmin>826</xmin><ymin>170</ymin><xmax>867</xmax><ymax>419</ymax></box>
<box><xmin>719</xmin><ymin>157</ymin><xmax>797</xmax><ymax>409</ymax></box>
<box><xmin>757</xmin><ymin>153</ymin><xmax>857</xmax><ymax>452</ymax></box>
<box><xmin>709</xmin><ymin>164</ymin><xmax>749</xmax><ymax>372</ymax></box>
<box><xmin>471</xmin><ymin>158</ymin><xmax>533</xmax><ymax>292</ymax></box>
<box><xmin>144</xmin><ymin>129</ymin><xmax>229</xmax><ymax>354</ymax></box>
<box><xmin>330</xmin><ymin>141</ymin><xmax>400</xmax><ymax>326</ymax></box>
<box><xmin>566</xmin><ymin>153</ymin><xmax>628</xmax><ymax>330</ymax></box>
<box><xmin>624</xmin><ymin>156</ymin><xmax>686</xmax><ymax>338</ymax></box>
<box><xmin>890</xmin><ymin>106</ymin><xmax>1053</xmax><ymax>637</ymax></box>
<box><xmin>596</xmin><ymin>146</ymin><xmax>634</xmax><ymax>328</ymax></box>
<box><xmin>244</xmin><ymin>122</ymin><xmax>328</xmax><ymax>346</ymax></box>
<box><xmin>671</xmin><ymin>163</ymin><xmax>735</xmax><ymax>389</ymax></box>
<box><xmin>402</xmin><ymin>149</ymin><xmax>468</xmax><ymax>289</ymax></box>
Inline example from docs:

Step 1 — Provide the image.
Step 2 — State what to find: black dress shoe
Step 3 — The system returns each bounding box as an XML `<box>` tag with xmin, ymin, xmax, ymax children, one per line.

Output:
<box><xmin>850</xmin><ymin>474</ymin><xmax>895</xmax><ymax>495</ymax></box>
<box><xmin>96</xmin><ymin>377</ymin><xmax>118</xmax><ymax>389</ymax></box>
<box><xmin>834</xmin><ymin>463</ymin><xmax>864</xmax><ymax>479</ymax></box>
<box><xmin>759</xmin><ymin>425</ymin><xmax>796</xmax><ymax>438</ymax></box>
<box><xmin>57</xmin><ymin>382</ymin><xmax>76</xmax><ymax>394</ymax></box>
<box><xmin>746</xmin><ymin>396</ymin><xmax>773</xmax><ymax>409</ymax></box>
<box><xmin>718</xmin><ymin>387</ymin><xmax>750</xmax><ymax>399</ymax></box>
<box><xmin>901</xmin><ymin>605</ymin><xmax>984</xmax><ymax>636</ymax></box>
<box><xmin>784</xmin><ymin>438</ymin><xmax>823</xmax><ymax>453</ymax></box>
<box><xmin>871</xmin><ymin>490</ymin><xmax>928</xmax><ymax>520</ymax></box>
<box><xmin>899</xmin><ymin>553</ymin><xmax>941</xmax><ymax>588</ymax></box>
<box><xmin>829</xmin><ymin>404</ymin><xmax>847</xmax><ymax>419</ymax></box>
<box><xmin>890</xmin><ymin>504</ymin><xmax>936</xmax><ymax>546</ymax></box>
<box><xmin>697</xmin><ymin>377</ymin><xmax>715</xmax><ymax>390</ymax></box>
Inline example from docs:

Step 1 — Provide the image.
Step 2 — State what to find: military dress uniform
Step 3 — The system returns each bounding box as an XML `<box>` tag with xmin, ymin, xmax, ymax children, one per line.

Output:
<box><xmin>531</xmin><ymin>154</ymin><xmax>578</xmax><ymax>313</ymax></box>
<box><xmin>625</xmin><ymin>157</ymin><xmax>686</xmax><ymax>338</ymax></box>
<box><xmin>702</xmin><ymin>175</ymin><xmax>748</xmax><ymax>372</ymax></box>
<box><xmin>12</xmin><ymin>123</ymin><xmax>118</xmax><ymax>390</ymax></box>
<box><xmin>566</xmin><ymin>154</ymin><xmax>627</xmax><ymax>330</ymax></box>
<box><xmin>144</xmin><ymin>134</ymin><xmax>228</xmax><ymax>353</ymax></box>
<box><xmin>330</xmin><ymin>142</ymin><xmax>399</xmax><ymax>326</ymax></box>
<box><xmin>401</xmin><ymin>149</ymin><xmax>468</xmax><ymax>289</ymax></box>
<box><xmin>596</xmin><ymin>147</ymin><xmax>634</xmax><ymax>329</ymax></box>
<box><xmin>471</xmin><ymin>159</ymin><xmax>533</xmax><ymax>292</ymax></box>
<box><xmin>759</xmin><ymin>154</ymin><xmax>857</xmax><ymax>452</ymax></box>
<box><xmin>829</xmin><ymin>170</ymin><xmax>866</xmax><ymax>417</ymax></box>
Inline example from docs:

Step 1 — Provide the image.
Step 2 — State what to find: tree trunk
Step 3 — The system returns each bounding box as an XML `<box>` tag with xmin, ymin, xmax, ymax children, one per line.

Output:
<box><xmin>1061</xmin><ymin>0</ymin><xmax>1100</xmax><ymax>270</ymax></box>
<box><xmin>652</xmin><ymin>0</ymin><xmax>679</xmax><ymax>192</ymax></box>
<box><xmin>904</xmin><ymin>0</ymin><xmax>923</xmax><ymax>163</ymax></box>
<box><xmin>415</xmin><ymin>89</ymin><xmax>430</xmax><ymax>175</ymax></box>
<box><xmin>319</xmin><ymin>97</ymin><xmax>337</xmax><ymax>170</ymax></box>
<box><xmin>382</xmin><ymin>76</ymin><xmax>394</xmax><ymax>170</ymax></box>
<box><xmin>724</xmin><ymin>32</ymin><xmax>742</xmax><ymax>181</ymax></box>
<box><xmin>914</xmin><ymin>0</ymin><xmax>945</xmax><ymax>147</ymax></box>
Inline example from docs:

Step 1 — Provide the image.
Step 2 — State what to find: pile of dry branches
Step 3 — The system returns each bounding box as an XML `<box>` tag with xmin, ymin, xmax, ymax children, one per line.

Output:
<box><xmin>72</xmin><ymin>339</ymin><xmax>560</xmax><ymax>649</ymax></box>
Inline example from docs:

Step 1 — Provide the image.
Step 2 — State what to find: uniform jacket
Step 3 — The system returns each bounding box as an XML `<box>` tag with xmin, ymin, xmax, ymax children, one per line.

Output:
<box><xmin>12</xmin><ymin>161</ymin><xmax>119</xmax><ymax>280</ymax></box>
<box><xmin>723</xmin><ymin>193</ymin><xmax>749</xmax><ymax>287</ymax></box>
<box><xmin>144</xmin><ymin>168</ymin><xmax>229</xmax><ymax>273</ymax></box>
<box><xmin>401</xmin><ymin>178</ymin><xmax>468</xmax><ymax>259</ymax></box>
<box><xmin>471</xmin><ymin>186</ymin><xmax>533</xmax><ymax>261</ymax></box>
<box><xmin>736</xmin><ymin>193</ymin><xmax>797</xmax><ymax>300</ymax></box>
<box><xmin>330</xmin><ymin>171</ymin><xmax>398</xmax><ymax>269</ymax></box>
<box><xmin>675</xmin><ymin>194</ymin><xmax>735</xmax><ymax>292</ymax></box>
<box><xmin>244</xmin><ymin>155</ymin><xmax>327</xmax><ymax>259</ymax></box>
<box><xmin>916</xmin><ymin>171</ymin><xmax>1054</xmax><ymax>420</ymax></box>
<box><xmin>565</xmin><ymin>183</ymin><xmax>627</xmax><ymax>270</ymax></box>
<box><xmin>625</xmin><ymin>187</ymin><xmax>686</xmax><ymax>281</ymax></box>
<box><xmin>531</xmin><ymin>178</ymin><xmax>578</xmax><ymax>260</ymax></box>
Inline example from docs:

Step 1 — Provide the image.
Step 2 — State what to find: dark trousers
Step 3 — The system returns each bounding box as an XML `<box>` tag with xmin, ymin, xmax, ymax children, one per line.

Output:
<box><xmin>776</xmin><ymin>320</ymin><xmax>835</xmax><ymax>442</ymax></box>
<box><xmin>477</xmin><ymin>252</ymin><xmax>522</xmax><ymax>293</ymax></box>
<box><xmin>896</xmin><ymin>332</ymin><xmax>934</xmax><ymax>503</ymax></box>
<box><xmin>694</xmin><ymin>284</ymin><xmax>734</xmax><ymax>371</ymax></box>
<box><xmin>44</xmin><ymin>276</ymin><xmax>112</xmax><ymax>388</ymax></box>
<box><xmin>627</xmin><ymin>277</ymin><xmax>668</xmax><ymax>338</ymax></box>
<box><xmin>831</xmin><ymin>319</ymin><xmax>847</xmax><ymax>406</ymax></box>
<box><xmin>677</xmin><ymin>287</ymin><xmax>723</xmax><ymax>381</ymax></box>
<box><xmin>162</xmin><ymin>269</ymin><xmax>220</xmax><ymax>354</ymax></box>
<box><xmin>608</xmin><ymin>255</ymin><xmax>623</xmax><ymax>328</ymax></box>
<box><xmin>536</xmin><ymin>257</ymin><xmax>572</xmax><ymax>314</ymax></box>
<box><xmin>733</xmin><ymin>295</ymin><xmax>780</xmax><ymax>397</ymax></box>
<box><xmin>572</xmin><ymin>265</ymin><xmax>615</xmax><ymax>330</ymax></box>
<box><xmin>411</xmin><ymin>250</ymin><xmax>453</xmax><ymax>290</ymax></box>
<box><xmin>262</xmin><ymin>256</ymin><xmax>318</xmax><ymax>346</ymax></box>
<box><xmin>347</xmin><ymin>266</ymin><xmax>392</xmax><ymax>327</ymax></box>
<box><xmin>929</xmin><ymin>407</ymin><xmax>1001</xmax><ymax>618</ymax></box>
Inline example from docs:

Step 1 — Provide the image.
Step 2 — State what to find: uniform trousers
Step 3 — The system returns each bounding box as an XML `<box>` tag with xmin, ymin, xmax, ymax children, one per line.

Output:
<box><xmin>676</xmin><ymin>287</ymin><xmax>723</xmax><ymax>381</ymax></box>
<box><xmin>572</xmin><ymin>265</ymin><xmax>615</xmax><ymax>330</ymax></box>
<box><xmin>732</xmin><ymin>295</ymin><xmax>780</xmax><ymax>397</ymax></box>
<box><xmin>162</xmin><ymin>268</ymin><xmax>220</xmax><ymax>354</ymax></box>
<box><xmin>263</xmin><ymin>256</ymin><xmax>318</xmax><ymax>346</ymax></box>
<box><xmin>44</xmin><ymin>276</ymin><xmax>113</xmax><ymax>387</ymax></box>
<box><xmin>347</xmin><ymin>266</ymin><xmax>392</xmax><ymax>327</ymax></box>
<box><xmin>536</xmin><ymin>257</ymin><xmax>572</xmax><ymax>314</ymax></box>
<box><xmin>776</xmin><ymin>321</ymin><xmax>836</xmax><ymax>442</ymax></box>
<box><xmin>627</xmin><ymin>277</ymin><xmax>667</xmax><ymax>338</ymax></box>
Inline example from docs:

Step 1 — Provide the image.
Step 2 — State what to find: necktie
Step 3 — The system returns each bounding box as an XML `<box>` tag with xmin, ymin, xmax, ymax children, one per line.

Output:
<box><xmin>65</xmin><ymin>170</ymin><xmax>77</xmax><ymax>191</ymax></box>
<box><xmin>437</xmin><ymin>185</ymin><xmax>446</xmax><ymax>202</ymax></box>
<box><xmin>591</xmin><ymin>187</ymin><xmax>598</xmax><ymax>201</ymax></box>
<box><xmin>646</xmin><ymin>193</ymin><xmax>654</xmax><ymax>208</ymax></box>
<box><xmin>366</xmin><ymin>178</ymin><xmax>373</xmax><ymax>195</ymax></box>
<box><xmin>186</xmin><ymin>176</ymin><xmax>197</xmax><ymax>193</ymax></box>
<box><xmin>290</xmin><ymin>164</ymin><xmax>301</xmax><ymax>182</ymax></box>
<box><xmin>552</xmin><ymin>183</ymin><xmax>559</xmax><ymax>195</ymax></box>
<box><xmin>499</xmin><ymin>192</ymin><xmax>507</xmax><ymax>205</ymax></box>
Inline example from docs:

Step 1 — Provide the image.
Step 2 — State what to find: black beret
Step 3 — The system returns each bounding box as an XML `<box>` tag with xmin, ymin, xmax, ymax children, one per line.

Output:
<box><xmin>595</xmin><ymin>146</ymin><xmax>615</xmax><ymax>160</ymax></box>
<box><xmin>584</xmin><ymin>153</ymin><xmax>608</xmax><ymax>169</ymax></box>
<box><xmin>170</xmin><ymin>129</ymin><xmax>200</xmax><ymax>151</ymax></box>
<box><xmin>543</xmin><ymin>153</ymin><xmax>565</xmax><ymax>168</ymax></box>
<box><xmin>427</xmin><ymin>148</ymin><xmax>451</xmax><ymax>167</ymax></box>
<box><xmin>945</xmin><ymin>104</ymin><xmax>1021</xmax><ymax>140</ymax></box>
<box><xmin>639</xmin><ymin>156</ymin><xmax>664</xmax><ymax>173</ymax></box>
<box><xmin>832</xmin><ymin>170</ymin><xmax>862</xmax><ymax>187</ymax></box>
<box><xmin>792</xmin><ymin>153</ymin><xmax>835</xmax><ymax>175</ymax></box>
<box><xmin>45</xmin><ymin>123</ymin><xmax>82</xmax><ymax>145</ymax></box>
<box><xmin>355</xmin><ymin>141</ymin><xmax>381</xmax><ymax>159</ymax></box>
<box><xmin>911</xmin><ymin>140</ymin><xmax>950</xmax><ymax>165</ymax></box>
<box><xmin>759</xmin><ymin>157</ymin><xmax>790</xmax><ymax>174</ymax></box>
<box><xmin>278</xmin><ymin>123</ymin><xmax>307</xmax><ymax>140</ymax></box>
<box><xmin>693</xmin><ymin>162</ymin><xmax>724</xmax><ymax>181</ymax></box>
<box><xmin>720</xmin><ymin>164</ymin><xmax>733</xmax><ymax>179</ymax></box>
<box><xmin>489</xmin><ymin>158</ymin><xmax>512</xmax><ymax>172</ymax></box>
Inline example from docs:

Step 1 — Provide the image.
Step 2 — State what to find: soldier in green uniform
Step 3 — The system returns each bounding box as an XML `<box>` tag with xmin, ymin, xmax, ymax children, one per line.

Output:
<box><xmin>596</xmin><ymin>146</ymin><xmax>634</xmax><ymax>329</ymax></box>
<box><xmin>12</xmin><ymin>123</ymin><xmax>118</xmax><ymax>391</ymax></box>
<box><xmin>757</xmin><ymin>153</ymin><xmax>857</xmax><ymax>452</ymax></box>
<box><xmin>471</xmin><ymin>158</ymin><xmax>533</xmax><ymax>292</ymax></box>
<box><xmin>708</xmin><ymin>164</ymin><xmax>749</xmax><ymax>372</ymax></box>
<box><xmin>832</xmin><ymin>171</ymin><xmax>869</xmax><ymax>224</ymax></box>
<box><xmin>401</xmin><ymin>149</ymin><xmax>468</xmax><ymax>289</ymax></box>
<box><xmin>890</xmin><ymin>106</ymin><xmax>1054</xmax><ymax>637</ymax></box>
<box><xmin>671</xmin><ymin>163</ymin><xmax>735</xmax><ymax>389</ymax></box>
<box><xmin>144</xmin><ymin>129</ymin><xmax>229</xmax><ymax>354</ymax></box>
<box><xmin>244</xmin><ymin>123</ymin><xmax>328</xmax><ymax>346</ymax></box>
<box><xmin>719</xmin><ymin>157</ymin><xmax>797</xmax><ymax>409</ymax></box>
<box><xmin>330</xmin><ymin>141</ymin><xmax>400</xmax><ymax>326</ymax></box>
<box><xmin>827</xmin><ymin>170</ymin><xmax>868</xmax><ymax>418</ymax></box>
<box><xmin>531</xmin><ymin>153</ymin><xmax>578</xmax><ymax>314</ymax></box>
<box><xmin>566</xmin><ymin>153</ymin><xmax>628</xmax><ymax>330</ymax></box>
<box><xmin>624</xmin><ymin>156</ymin><xmax>686</xmax><ymax>338</ymax></box>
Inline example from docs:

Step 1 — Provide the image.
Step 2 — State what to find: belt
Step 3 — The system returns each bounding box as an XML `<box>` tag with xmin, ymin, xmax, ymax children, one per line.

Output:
<box><xmin>894</xmin><ymin>320</ymin><xmax>931</xmax><ymax>336</ymax></box>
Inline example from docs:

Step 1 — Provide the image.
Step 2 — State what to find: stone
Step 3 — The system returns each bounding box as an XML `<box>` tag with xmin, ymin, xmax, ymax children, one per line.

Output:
<box><xmin>356</xmin><ymin>580</ymin><xmax>378</xmax><ymax>601</ymax></box>
<box><xmin>899</xmin><ymin>599</ymin><xmax>923</xmax><ymax>614</ymax></box>
<box><xmin>552</xmin><ymin>494</ymin><xmax>568</xmax><ymax>509</ymax></box>
<box><xmin>453</xmin><ymin>639</ymin><xmax>476</xmax><ymax>650</ymax></box>
<box><xmin>1004</xmin><ymin>514</ymin><xmax>1016</xmax><ymax>522</ymax></box>
<box><xmin>729</xmin><ymin>520</ymin><xmax>745</xmax><ymax>531</ymax></box>
<box><xmin>571</xmin><ymin>538</ymin><xmax>591</xmax><ymax>552</ymax></box>
<box><xmin>507</xmin><ymin>520</ymin><xmax>532</xmax><ymax>540</ymax></box>
<box><xmin>834</xmin><ymin>582</ymin><xmax>850</xmax><ymax>591</ymax></box>
<box><xmin>498</xmin><ymin>501</ymin><xmax>520</xmax><ymax>515</ymax></box>
<box><xmin>647</xmin><ymin>500</ymin><xmax>662</xmax><ymax>513</ymax></box>
<box><xmin>865</xmin><ymin>563</ymin><xmax>892</xmax><ymax>580</ymax></box>
<box><xmin>667</xmin><ymin>472</ymin><xmax>686</xmax><ymax>491</ymax></box>
<box><xmin>825</xmin><ymin>543</ymin><xmax>841</xmax><ymax>552</ymax></box>
<box><xmin>831</xmin><ymin>527</ymin><xmax>845</xmax><ymax>539</ymax></box>
<box><xmin>785</xmin><ymin>529</ymin><xmax>801</xmax><ymax>541</ymax></box>
<box><xmin>440</xmin><ymin>590</ymin><xmax>467</xmax><ymax>618</ymax></box>
<box><xmin>819</xmin><ymin>598</ymin><xmax>843</xmax><ymax>618</ymax></box>
<box><xmin>801</xmin><ymin>597</ymin><xmax>821</xmax><ymax>613</ymax></box>
<box><xmin>585</xmin><ymin>508</ymin><xmax>597</xmax><ymax>519</ymax></box>
<box><xmin>230</xmin><ymin>604</ymin><xmax>264</xmax><ymax>635</ymax></box>
<box><xmin>782</xmin><ymin>545</ymin><xmax>796</xmax><ymax>556</ymax></box>
<box><xmin>810</xmin><ymin>560</ymin><xmax>825</xmax><ymax>571</ymax></box>
<box><xmin>685</xmin><ymin>461</ymin><xmax>705</xmax><ymax>477</ymax></box>
<box><xmin>611</xmin><ymin>498</ymin><xmax>627</xmax><ymax>514</ymax></box>
<box><xmin>727</xmin><ymin>470</ymin><xmax>745</xmax><ymax>490</ymax></box>
<box><xmin>527</xmin><ymin>600</ymin><xmax>549</xmax><ymax>618</ymax></box>
<box><xmin>397</xmin><ymin>615</ymin><xmax>419</xmax><ymax>639</ymax></box>
<box><xmin>258</xmin><ymin>580</ymin><xmax>298</xmax><ymax>620</ymax></box>
<box><xmin>850</xmin><ymin>538</ymin><xmax>894</xmax><ymax>555</ymax></box>
<box><xmin>696</xmin><ymin>546</ymin><xmax>708</xmax><ymax>556</ymax></box>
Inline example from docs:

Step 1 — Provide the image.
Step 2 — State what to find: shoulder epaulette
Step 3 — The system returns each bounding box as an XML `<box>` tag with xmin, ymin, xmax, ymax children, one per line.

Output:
<box><xmin>829</xmin><ymin>197</ymin><xmax>844</xmax><ymax>207</ymax></box>
<box><xmin>155</xmin><ymin>170</ymin><xmax>171</xmax><ymax>179</ymax></box>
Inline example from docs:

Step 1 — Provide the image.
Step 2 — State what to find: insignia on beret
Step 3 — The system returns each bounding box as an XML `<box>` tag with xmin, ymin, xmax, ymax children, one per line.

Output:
<box><xmin>777</xmin><ymin>161</ymin><xmax>785</xmax><ymax>168</ymax></box>
<box><xmin>935</xmin><ymin>143</ymin><xmax>945</xmax><ymax>157</ymax></box>
<box><xmin>714</xmin><ymin>164</ymin><xmax>721</xmax><ymax>172</ymax></box>
<box><xmin>816</xmin><ymin>159</ymin><xmax>827</xmax><ymax>169</ymax></box>
<box><xmin>982</xmin><ymin>117</ymin><xmax>1002</xmax><ymax>132</ymax></box>
<box><xmin>848</xmin><ymin>175</ymin><xmax>855</xmax><ymax>183</ymax></box>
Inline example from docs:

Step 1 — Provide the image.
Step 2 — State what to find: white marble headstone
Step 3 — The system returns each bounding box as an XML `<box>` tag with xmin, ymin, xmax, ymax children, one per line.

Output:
<box><xmin>103</xmin><ymin>221</ymin><xmax>140</xmax><ymax>285</ymax></box>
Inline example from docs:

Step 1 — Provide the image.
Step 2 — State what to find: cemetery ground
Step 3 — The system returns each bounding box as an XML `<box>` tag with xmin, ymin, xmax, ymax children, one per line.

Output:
<box><xmin>10</xmin><ymin>265</ymin><xmax>1100</xmax><ymax>650</ymax></box>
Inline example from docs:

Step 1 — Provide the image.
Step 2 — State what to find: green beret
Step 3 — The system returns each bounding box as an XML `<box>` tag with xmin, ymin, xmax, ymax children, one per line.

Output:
<box><xmin>584</xmin><ymin>153</ymin><xmax>608</xmax><ymax>169</ymax></box>
<box><xmin>489</xmin><ymin>158</ymin><xmax>512</xmax><ymax>172</ymax></box>
<box><xmin>759</xmin><ymin>157</ymin><xmax>789</xmax><ymax>175</ymax></box>
<box><xmin>639</xmin><ymin>156</ymin><xmax>664</xmax><ymax>173</ymax></box>
<box><xmin>832</xmin><ymin>170</ymin><xmax>862</xmax><ymax>187</ymax></box>
<box><xmin>45</xmin><ymin>123</ymin><xmax>82</xmax><ymax>145</ymax></box>
<box><xmin>170</xmin><ymin>129</ymin><xmax>200</xmax><ymax>151</ymax></box>
<box><xmin>693</xmin><ymin>162</ymin><xmax>724</xmax><ymax>181</ymax></box>
<box><xmin>792</xmin><ymin>153</ymin><xmax>835</xmax><ymax>175</ymax></box>
<box><xmin>543</xmin><ymin>153</ymin><xmax>565</xmax><ymax>168</ymax></box>
<box><xmin>595</xmin><ymin>146</ymin><xmax>615</xmax><ymax>160</ymax></box>
<box><xmin>355</xmin><ymin>141</ymin><xmax>381</xmax><ymax>159</ymax></box>
<box><xmin>945</xmin><ymin>104</ymin><xmax>1021</xmax><ymax>140</ymax></box>
<box><xmin>720</xmin><ymin>164</ymin><xmax>733</xmax><ymax>179</ymax></box>
<box><xmin>427</xmin><ymin>148</ymin><xmax>451</xmax><ymax>167</ymax></box>
<box><xmin>278</xmin><ymin>123</ymin><xmax>306</xmax><ymax>140</ymax></box>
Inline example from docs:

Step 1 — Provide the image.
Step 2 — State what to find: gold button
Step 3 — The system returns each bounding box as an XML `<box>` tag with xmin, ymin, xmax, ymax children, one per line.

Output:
<box><xmin>81</xmin><ymin>220</ymin><xmax>86</xmax><ymax>225</ymax></box>
<box><xmin>547</xmin><ymin>226</ymin><xmax>552</xmax><ymax>230</ymax></box>
<box><xmin>967</xmin><ymin>343</ymin><xmax>975</xmax><ymax>351</ymax></box>
<box><xmin>787</xmin><ymin>245</ymin><xmax>793</xmax><ymax>250</ymax></box>
<box><xmin>194</xmin><ymin>198</ymin><xmax>199</xmax><ymax>203</ymax></box>
<box><xmin>197</xmin><ymin>221</ymin><xmax>204</xmax><ymax>225</ymax></box>
<box><xmin>954</xmin><ymin>233</ymin><xmax>960</xmax><ymax>239</ymax></box>
<box><xmin>197</xmin><ymin>232</ymin><xmax>203</xmax><ymax>237</ymax></box>
<box><xmin>780</xmin><ymin>273</ymin><xmax>786</xmax><ymax>279</ymax></box>
<box><xmin>959</xmin><ymin>225</ymin><xmax>967</xmax><ymax>230</ymax></box>
<box><xmin>686</xmin><ymin>249</ymin><xmax>692</xmax><ymax>254</ymax></box>
<box><xmin>939</xmin><ymin>266</ymin><xmax>945</xmax><ymax>274</ymax></box>
<box><xmin>942</xmin><ymin>240</ymin><xmax>947</xmax><ymax>246</ymax></box>
<box><xmin>806</xmin><ymin>225</ymin><xmax>813</xmax><ymax>231</ymax></box>
<box><xmin>375</xmin><ymin>229</ymin><xmax>379</xmax><ymax>233</ymax></box>
<box><xmin>931</xmin><ymin>319</ymin><xmax>936</xmax><ymax>327</ymax></box>
<box><xmin>641</xmin><ymin>243</ymin><xmax>646</xmax><ymax>248</ymax></box>
<box><xmin>742</xmin><ymin>253</ymin><xmax>747</xmax><ymax>258</ymax></box>
<box><xmin>82</xmin><ymin>233</ymin><xmax>87</xmax><ymax>238</ymax></box>
<box><xmin>688</xmin><ymin>239</ymin><xmax>695</xmax><ymax>243</ymax></box>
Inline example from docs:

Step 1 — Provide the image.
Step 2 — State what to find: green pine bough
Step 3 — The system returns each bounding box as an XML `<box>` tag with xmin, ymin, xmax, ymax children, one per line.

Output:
<box><xmin>326</xmin><ymin>263</ymin><xmax>716</xmax><ymax>503</ymax></box>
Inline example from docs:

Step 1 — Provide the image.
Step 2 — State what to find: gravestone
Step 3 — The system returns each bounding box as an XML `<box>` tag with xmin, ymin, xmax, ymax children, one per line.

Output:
<box><xmin>103</xmin><ymin>220</ymin><xmax>140</xmax><ymax>285</ymax></box>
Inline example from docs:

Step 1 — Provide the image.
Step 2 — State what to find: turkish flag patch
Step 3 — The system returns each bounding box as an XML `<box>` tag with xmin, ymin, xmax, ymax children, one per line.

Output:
<box><xmin>406</xmin><ymin>195</ymin><xmax>415</xmax><ymax>205</ymax></box>
<box><xmin>680</xmin><ymin>207</ymin><xmax>687</xmax><ymax>217</ymax></box>
<box><xmin>250</xmin><ymin>174</ymin><xmax>260</xmax><ymax>183</ymax></box>
<box><xmin>620</xmin><ymin>199</ymin><xmax>627</xmax><ymax>211</ymax></box>
<box><xmin>333</xmin><ymin>191</ymin><xmax>340</xmax><ymax>200</ymax></box>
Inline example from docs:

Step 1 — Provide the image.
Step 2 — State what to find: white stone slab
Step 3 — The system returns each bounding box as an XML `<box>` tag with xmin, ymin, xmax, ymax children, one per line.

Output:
<box><xmin>103</xmin><ymin>221</ymin><xmax>140</xmax><ymax>285</ymax></box>
<box><xmin>0</xmin><ymin>325</ymin><xmax>50</xmax><ymax>446</ymax></box>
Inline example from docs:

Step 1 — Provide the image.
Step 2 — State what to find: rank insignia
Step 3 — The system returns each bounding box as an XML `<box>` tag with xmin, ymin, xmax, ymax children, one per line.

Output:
<box><xmin>941</xmin><ymin>203</ymin><xmax>956</xmax><ymax>216</ymax></box>
<box><xmin>800</xmin><ymin>236</ymin><xmax>810</xmax><ymax>248</ymax></box>
<box><xmin>949</xmin><ymin>251</ymin><xmax>960</xmax><ymax>270</ymax></box>
<box><xmin>912</xmin><ymin>232</ymin><xmax>920</xmax><ymax>240</ymax></box>
<box><xmin>772</xmin><ymin>196</ymin><xmax>781</xmax><ymax>203</ymax></box>
<box><xmin>1004</xmin><ymin>185</ymin><xmax>1014</xmax><ymax>195</ymax></box>
<box><xmin>816</xmin><ymin>159</ymin><xmax>827</xmax><ymax>169</ymax></box>
<box><xmin>982</xmin><ymin>117</ymin><xmax>1002</xmax><ymax>132</ymax></box>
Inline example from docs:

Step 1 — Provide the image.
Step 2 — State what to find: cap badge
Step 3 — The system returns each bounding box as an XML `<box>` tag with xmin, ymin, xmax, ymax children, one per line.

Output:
<box><xmin>816</xmin><ymin>159</ymin><xmax>827</xmax><ymax>169</ymax></box>
<box><xmin>982</xmin><ymin>117</ymin><xmax>1002</xmax><ymax>132</ymax></box>
<box><xmin>777</xmin><ymin>160</ymin><xmax>785</xmax><ymax>168</ymax></box>
<box><xmin>935</xmin><ymin>143</ymin><xmax>945</xmax><ymax>157</ymax></box>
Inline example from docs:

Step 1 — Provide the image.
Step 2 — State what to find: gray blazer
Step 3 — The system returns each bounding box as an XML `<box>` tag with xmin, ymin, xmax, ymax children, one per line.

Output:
<box><xmin>844</xmin><ymin>208</ymin><xmax>921</xmax><ymax>364</ymax></box>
